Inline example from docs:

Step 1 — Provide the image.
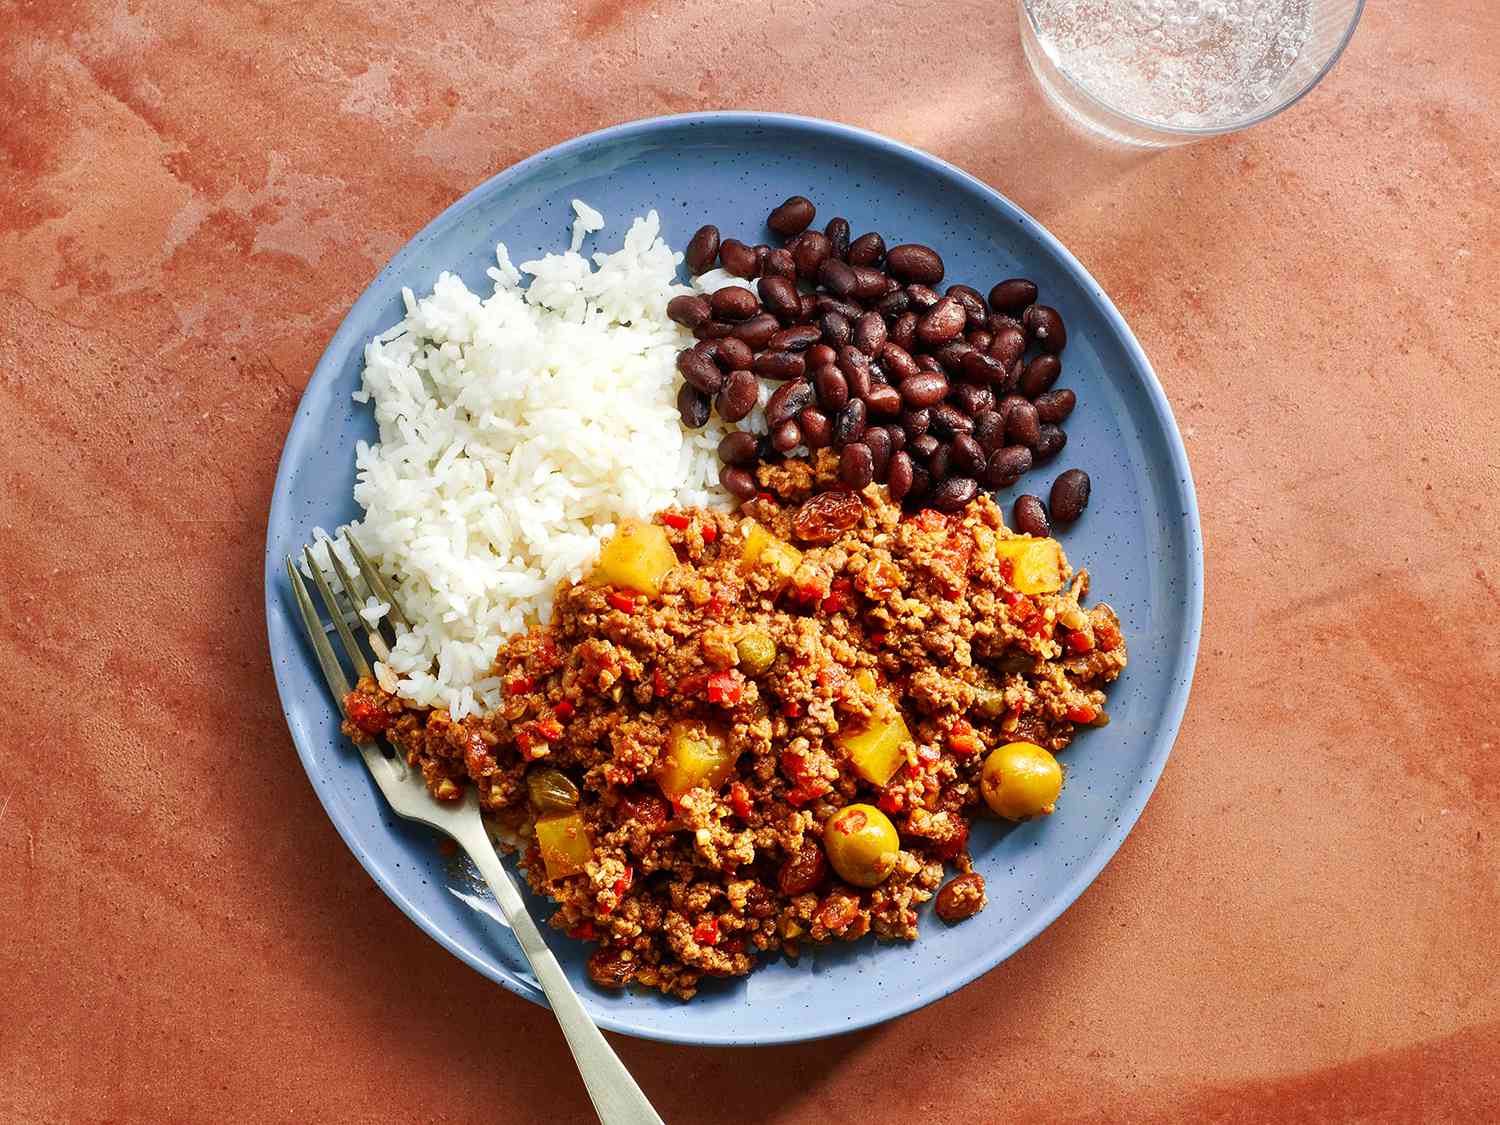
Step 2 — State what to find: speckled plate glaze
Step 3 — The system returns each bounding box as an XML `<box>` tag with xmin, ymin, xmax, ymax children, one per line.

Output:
<box><xmin>264</xmin><ymin>112</ymin><xmax>1203</xmax><ymax>1046</ymax></box>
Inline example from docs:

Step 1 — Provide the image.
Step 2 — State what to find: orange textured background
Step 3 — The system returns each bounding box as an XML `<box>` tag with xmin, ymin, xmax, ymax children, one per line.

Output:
<box><xmin>3</xmin><ymin>2</ymin><xmax>1498</xmax><ymax>1122</ymax></box>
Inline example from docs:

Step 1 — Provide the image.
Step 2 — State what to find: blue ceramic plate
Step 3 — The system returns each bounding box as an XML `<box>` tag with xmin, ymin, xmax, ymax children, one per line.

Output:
<box><xmin>264</xmin><ymin>112</ymin><xmax>1202</xmax><ymax>1046</ymax></box>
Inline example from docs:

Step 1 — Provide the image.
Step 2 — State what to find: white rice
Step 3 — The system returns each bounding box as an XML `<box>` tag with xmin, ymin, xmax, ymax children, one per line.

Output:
<box><xmin>327</xmin><ymin>203</ymin><xmax>735</xmax><ymax>717</ymax></box>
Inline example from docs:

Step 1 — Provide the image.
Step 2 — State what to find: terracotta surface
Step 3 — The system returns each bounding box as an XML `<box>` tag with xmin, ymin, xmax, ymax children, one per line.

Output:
<box><xmin>4</xmin><ymin>2</ymin><xmax>1499</xmax><ymax>1121</ymax></box>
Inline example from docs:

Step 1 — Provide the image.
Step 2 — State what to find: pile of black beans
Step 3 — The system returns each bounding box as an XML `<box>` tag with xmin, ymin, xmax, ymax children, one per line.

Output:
<box><xmin>670</xmin><ymin>195</ymin><xmax>1091</xmax><ymax>523</ymax></box>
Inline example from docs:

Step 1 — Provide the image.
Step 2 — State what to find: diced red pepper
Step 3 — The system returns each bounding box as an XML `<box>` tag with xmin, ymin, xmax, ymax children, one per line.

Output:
<box><xmin>915</xmin><ymin>509</ymin><xmax>948</xmax><ymax>533</ymax></box>
<box><xmin>916</xmin><ymin>744</ymin><xmax>942</xmax><ymax>767</ymax></box>
<box><xmin>1002</xmin><ymin>590</ymin><xmax>1024</xmax><ymax>607</ymax></box>
<box><xmin>505</xmin><ymin>674</ymin><xmax>534</xmax><ymax>695</ymax></box>
<box><xmin>781</xmin><ymin>701</ymin><xmax>801</xmax><ymax>718</ymax></box>
<box><xmin>820</xmin><ymin>577</ymin><xmax>854</xmax><ymax>614</ymax></box>
<box><xmin>566</xmin><ymin>922</ymin><xmax>598</xmax><ymax>941</ymax></box>
<box><xmin>878</xmin><ymin>789</ymin><xmax>905</xmax><ymax>814</ymax></box>
<box><xmin>553</xmin><ymin>700</ymin><xmax>576</xmax><ymax>721</ymax></box>
<box><xmin>728</xmin><ymin>782</ymin><xmax>753</xmax><ymax>821</ymax></box>
<box><xmin>1096</xmin><ymin>618</ymin><xmax>1123</xmax><ymax>652</ymax></box>
<box><xmin>534</xmin><ymin>717</ymin><xmax>563</xmax><ymax>741</ymax></box>
<box><xmin>701</xmin><ymin>524</ymin><xmax>718</xmax><ymax>543</ymax></box>
<box><xmin>662</xmin><ymin>512</ymin><xmax>691</xmax><ymax>530</ymax></box>
<box><xmin>1067</xmin><ymin>704</ymin><xmax>1098</xmax><ymax>723</ymax></box>
<box><xmin>344</xmin><ymin>693</ymin><xmax>391</xmax><ymax>735</ymax></box>
<box><xmin>1066</xmin><ymin>630</ymin><xmax>1094</xmax><ymax>654</ymax></box>
<box><xmin>756</xmin><ymin>491</ymin><xmax>774</xmax><ymax>503</ymax></box>
<box><xmin>652</xmin><ymin>668</ymin><xmax>667</xmax><ymax>697</ymax></box>
<box><xmin>945</xmin><ymin>719</ymin><xmax>981</xmax><ymax>757</ymax></box>
<box><xmin>933</xmin><ymin>823</ymin><xmax>969</xmax><ymax>860</ymax></box>
<box><xmin>693</xmin><ymin>918</ymin><xmax>720</xmax><ymax>945</ymax></box>
<box><xmin>605</xmin><ymin>590</ymin><xmax>637</xmax><ymax>614</ymax></box>
<box><xmin>999</xmin><ymin>558</ymin><xmax>1016</xmax><ymax>583</ymax></box>
<box><xmin>868</xmin><ymin>632</ymin><xmax>886</xmax><ymax>647</ymax></box>
<box><xmin>1010</xmin><ymin>596</ymin><xmax>1037</xmax><ymax>621</ymax></box>
<box><xmin>785</xmin><ymin>782</ymin><xmax>830</xmax><ymax>807</ymax></box>
<box><xmin>678</xmin><ymin>673</ymin><xmax>707</xmax><ymax>697</ymax></box>
<box><xmin>612</xmin><ymin>866</ymin><xmax>634</xmax><ymax>898</ymax></box>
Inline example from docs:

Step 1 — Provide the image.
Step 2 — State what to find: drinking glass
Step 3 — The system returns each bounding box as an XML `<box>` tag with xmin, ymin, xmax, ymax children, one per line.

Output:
<box><xmin>1020</xmin><ymin>0</ymin><xmax>1365</xmax><ymax>146</ymax></box>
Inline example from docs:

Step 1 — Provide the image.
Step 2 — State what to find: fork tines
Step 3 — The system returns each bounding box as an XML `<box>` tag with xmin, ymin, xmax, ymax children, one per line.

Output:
<box><xmin>286</xmin><ymin>530</ymin><xmax>405</xmax><ymax>714</ymax></box>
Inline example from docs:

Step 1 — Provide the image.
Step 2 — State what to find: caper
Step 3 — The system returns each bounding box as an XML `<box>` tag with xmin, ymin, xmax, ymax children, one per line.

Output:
<box><xmin>526</xmin><ymin>765</ymin><xmax>580</xmax><ymax>815</ymax></box>
<box><xmin>736</xmin><ymin>629</ymin><xmax>778</xmax><ymax>676</ymax></box>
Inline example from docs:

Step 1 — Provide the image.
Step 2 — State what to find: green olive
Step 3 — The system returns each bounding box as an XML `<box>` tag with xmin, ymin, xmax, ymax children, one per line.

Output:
<box><xmin>973</xmin><ymin>686</ymin><xmax>1008</xmax><ymax>718</ymax></box>
<box><xmin>736</xmin><ymin>629</ymin><xmax>778</xmax><ymax>676</ymax></box>
<box><xmin>822</xmin><ymin>803</ymin><xmax>900</xmax><ymax>888</ymax></box>
<box><xmin>980</xmin><ymin>741</ymin><xmax>1062</xmax><ymax>820</ymax></box>
<box><xmin>526</xmin><ymin>765</ymin><xmax>580</xmax><ymax>815</ymax></box>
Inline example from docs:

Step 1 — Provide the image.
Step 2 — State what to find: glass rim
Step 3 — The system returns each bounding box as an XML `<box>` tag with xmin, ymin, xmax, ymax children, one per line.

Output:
<box><xmin>1020</xmin><ymin>0</ymin><xmax>1366</xmax><ymax>138</ymax></box>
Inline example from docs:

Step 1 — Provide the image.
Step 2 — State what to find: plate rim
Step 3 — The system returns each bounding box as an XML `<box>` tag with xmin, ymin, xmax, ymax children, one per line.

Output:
<box><xmin>263</xmin><ymin>110</ymin><xmax>1204</xmax><ymax>1046</ymax></box>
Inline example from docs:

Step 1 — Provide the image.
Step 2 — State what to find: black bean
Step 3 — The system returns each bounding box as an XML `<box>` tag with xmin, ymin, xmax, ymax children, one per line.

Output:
<box><xmin>973</xmin><ymin>409</ymin><xmax>1006</xmax><ymax>451</ymax></box>
<box><xmin>985</xmin><ymin>444</ymin><xmax>1033</xmax><ymax>487</ymax></box>
<box><xmin>799</xmin><ymin>407</ymin><xmax>832</xmax><ymax>449</ymax></box>
<box><xmin>1020</xmin><ymin>354</ymin><xmax>1062</xmax><ymax>398</ymax></box>
<box><xmin>715</xmin><ymin>337</ymin><xmax>754</xmax><ymax>371</ymax></box>
<box><xmin>720</xmin><ymin>239</ymin><xmax>759</xmax><ymax>278</ymax></box>
<box><xmin>720</xmin><ymin>464</ymin><xmax>758</xmax><ymax>500</ymax></box>
<box><xmin>771</xmin><ymin>419</ymin><xmax>802</xmax><ymax>453</ymax></box>
<box><xmin>847</xmin><ymin>232</ymin><xmax>886</xmax><ymax>267</ymax></box>
<box><xmin>718</xmin><ymin>430</ymin><xmax>760</xmax><ymax>465</ymax></box>
<box><xmin>960</xmin><ymin>350</ymin><xmax>1008</xmax><ymax>386</ymax></box>
<box><xmin>833</xmin><ymin>399</ymin><xmax>867</xmax><ymax>445</ymax></box>
<box><xmin>884</xmin><ymin>424</ymin><xmax>906</xmax><ymax>452</ymax></box>
<box><xmin>879</xmin><ymin>342</ymin><xmax>919</xmax><ymax>382</ymax></box>
<box><xmin>819</xmin><ymin>258</ymin><xmax>859</xmax><ymax>298</ymax></box>
<box><xmin>1034</xmin><ymin>423</ymin><xmax>1068</xmax><ymax>462</ymax></box>
<box><xmin>989</xmin><ymin>278</ymin><xmax>1038</xmax><ymax>315</ymax></box>
<box><xmin>989</xmin><ymin>325</ymin><xmax>1027</xmax><ymax>369</ymax></box>
<box><xmin>889</xmin><ymin>311</ymin><xmax>918</xmax><ymax>351</ymax></box>
<box><xmin>837</xmin><ymin>346</ymin><xmax>874</xmax><ymax>398</ymax></box>
<box><xmin>930</xmin><ymin>402</ymin><xmax>975</xmax><ymax>437</ymax></box>
<box><xmin>862</xmin><ymin>384</ymin><xmax>901</xmax><ymax>417</ymax></box>
<box><xmin>754</xmin><ymin>351</ymin><xmax>806</xmax><ymax>381</ymax></box>
<box><xmin>732</xmin><ymin>313</ymin><xmax>779</xmax><ymax>349</ymax></box>
<box><xmin>931</xmin><ymin>475</ymin><xmax>978</xmax><ymax>512</ymax></box>
<box><xmin>819</xmin><ymin>311</ymin><xmax>852</xmax><ymax>348</ymax></box>
<box><xmin>793</xmin><ymin>231</ymin><xmax>832</xmax><ymax>279</ymax></box>
<box><xmin>715</xmin><ymin>370</ymin><xmax>759</xmax><ymax>422</ymax></box>
<box><xmin>951</xmin><ymin>383</ymin><xmax>995</xmax><ymax>417</ymax></box>
<box><xmin>763</xmin><ymin>247</ymin><xmax>797</xmax><ymax>279</ymax></box>
<box><xmin>914</xmin><ymin>353</ymin><xmax>943</xmax><ymax>374</ymax></box>
<box><xmin>754</xmin><ymin>244</ymin><xmax>771</xmax><ymax>275</ymax></box>
<box><xmin>909</xmin><ymin>433</ymin><xmax>939</xmax><ymax>459</ymax></box>
<box><xmin>816</xmin><ymin>295</ymin><xmax>863</xmax><ymax>321</ymax></box>
<box><xmin>815</xmin><ymin>365</ymin><xmax>849</xmax><ymax>412</ymax></box>
<box><xmin>1034</xmin><ymin>388</ymin><xmax>1076</xmax><ymax>423</ymax></box>
<box><xmin>952</xmin><ymin>433</ymin><xmax>987</xmax><ymax>477</ymax></box>
<box><xmin>905</xmin><ymin>283</ymin><xmax>941</xmax><ymax>310</ymax></box>
<box><xmin>864</xmin><ymin>426</ymin><xmax>893</xmax><ymax>479</ymax></box>
<box><xmin>840</xmin><ymin>443</ymin><xmax>874</xmax><ymax>489</ymax></box>
<box><xmin>874</xmin><ymin>288</ymin><xmax>911</xmax><ymax>317</ymax></box>
<box><xmin>907</xmin><ymin>464</ymin><xmax>931</xmax><ymax>501</ymax></box>
<box><xmin>967</xmin><ymin>329</ymin><xmax>994</xmax><ymax>354</ymax></box>
<box><xmin>768</xmin><ymin>324</ymin><xmax>823</xmax><ymax>352</ymax></box>
<box><xmin>988</xmin><ymin>311</ymin><xmax>1025</xmax><ymax>335</ymax></box>
<box><xmin>677</xmin><ymin>383</ymin><xmax>710</xmax><ymax>428</ymax></box>
<box><xmin>853</xmin><ymin>311</ymin><xmax>888</xmax><ymax>356</ymax></box>
<box><xmin>685</xmin><ymin>225</ymin><xmax>721</xmax><ymax>274</ymax></box>
<box><xmin>1013</xmin><ymin>494</ymin><xmax>1050</xmax><ymax>537</ymax></box>
<box><xmin>928</xmin><ymin>442</ymin><xmax>952</xmax><ymax>480</ymax></box>
<box><xmin>933</xmin><ymin>341</ymin><xmax>973</xmax><ymax>374</ymax></box>
<box><xmin>885</xmin><ymin>244</ymin><xmax>945</xmax><ymax>285</ymax></box>
<box><xmin>806</xmin><ymin>343</ymin><xmax>837</xmax><ymax>370</ymax></box>
<box><xmin>677</xmin><ymin>347</ymin><xmax>725</xmax><ymax>394</ymax></box>
<box><xmin>1006</xmin><ymin>399</ymin><xmax>1041</xmax><ymax>448</ymax></box>
<box><xmin>917</xmin><ymin>297</ymin><xmax>966</xmax><ymax>345</ymax></box>
<box><xmin>768</xmin><ymin>196</ymin><xmax>816</xmax><ymax>236</ymax></box>
<box><xmin>851</xmin><ymin>266</ymin><xmax>889</xmax><ymax>301</ymax></box>
<box><xmin>1000</xmin><ymin>358</ymin><xmax>1024</xmax><ymax>395</ymax></box>
<box><xmin>758</xmin><ymin>274</ymin><xmax>802</xmax><ymax>319</ymax></box>
<box><xmin>901</xmin><ymin>407</ymin><xmax>931</xmax><ymax>436</ymax></box>
<box><xmin>694</xmin><ymin>320</ymin><xmax>735</xmax><ymax>341</ymax></box>
<box><xmin>710</xmin><ymin>286</ymin><xmax>759</xmax><ymax>322</ymax></box>
<box><xmin>887</xmin><ymin>450</ymin><xmax>914</xmax><ymax>501</ymax></box>
<box><xmin>899</xmin><ymin>371</ymin><xmax>948</xmax><ymax>408</ymax></box>
<box><xmin>667</xmin><ymin>294</ymin><xmax>712</xmax><ymax>327</ymax></box>
<box><xmin>766</xmin><ymin>379</ymin><xmax>816</xmax><ymax>427</ymax></box>
<box><xmin>1050</xmin><ymin>469</ymin><xmax>1091</xmax><ymax>524</ymax></box>
<box><xmin>1023</xmin><ymin>304</ymin><xmax>1067</xmax><ymax>353</ymax></box>
<box><xmin>946</xmin><ymin>284</ymin><xmax>989</xmax><ymax>327</ymax></box>
<box><xmin>824</xmin><ymin>216</ymin><xmax>851</xmax><ymax>259</ymax></box>
<box><xmin>799</xmin><ymin>292</ymin><xmax>821</xmax><ymax>321</ymax></box>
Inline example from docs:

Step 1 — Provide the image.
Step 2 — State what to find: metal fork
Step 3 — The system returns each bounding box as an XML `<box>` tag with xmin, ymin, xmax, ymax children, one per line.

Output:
<box><xmin>287</xmin><ymin>531</ymin><xmax>664</xmax><ymax>1125</ymax></box>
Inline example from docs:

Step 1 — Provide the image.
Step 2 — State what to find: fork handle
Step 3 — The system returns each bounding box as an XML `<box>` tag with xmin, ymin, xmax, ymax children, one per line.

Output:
<box><xmin>458</xmin><ymin>830</ymin><xmax>666</xmax><ymax>1125</ymax></box>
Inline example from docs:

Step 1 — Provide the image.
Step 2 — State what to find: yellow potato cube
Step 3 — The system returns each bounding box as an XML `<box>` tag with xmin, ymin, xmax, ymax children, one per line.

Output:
<box><xmin>534</xmin><ymin>811</ymin><xmax>593</xmax><ymax>881</ymax></box>
<box><xmin>993</xmin><ymin>537</ymin><xmax>1065</xmax><ymax>595</ymax></box>
<box><xmin>740</xmin><ymin>522</ymin><xmax>802</xmax><ymax>581</ymax></box>
<box><xmin>837</xmin><ymin>670</ymin><xmax>911</xmax><ymax>787</ymax></box>
<box><xmin>590</xmin><ymin>522</ymin><xmax>678</xmax><ymax>597</ymax></box>
<box><xmin>656</xmin><ymin>719</ymin><xmax>738</xmax><ymax>800</ymax></box>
